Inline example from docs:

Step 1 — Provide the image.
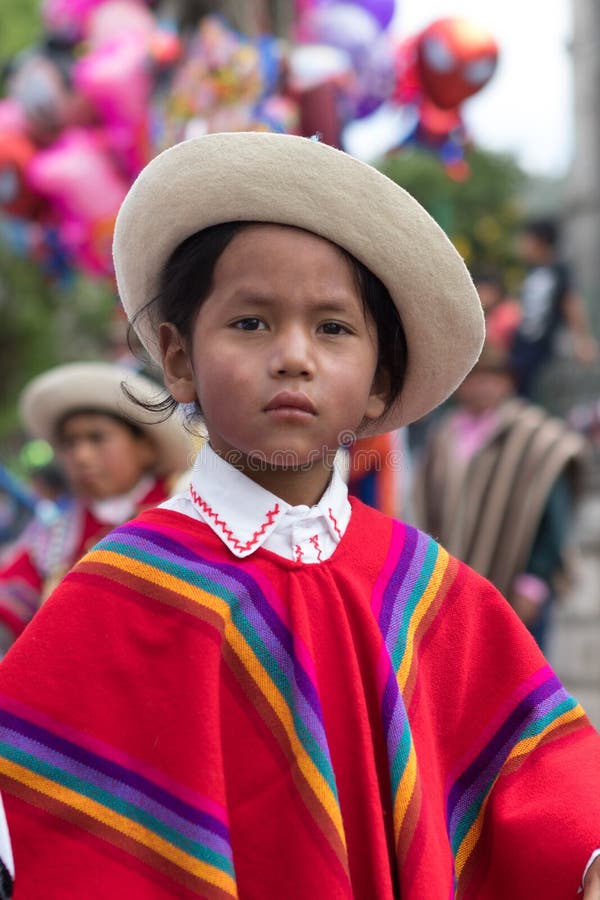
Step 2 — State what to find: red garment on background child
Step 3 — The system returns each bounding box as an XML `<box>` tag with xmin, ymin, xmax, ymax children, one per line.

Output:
<box><xmin>0</xmin><ymin>479</ymin><xmax>170</xmax><ymax>639</ymax></box>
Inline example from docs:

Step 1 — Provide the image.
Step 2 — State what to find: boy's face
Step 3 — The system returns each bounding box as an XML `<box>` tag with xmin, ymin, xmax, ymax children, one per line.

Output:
<box><xmin>161</xmin><ymin>224</ymin><xmax>386</xmax><ymax>498</ymax></box>
<box><xmin>56</xmin><ymin>412</ymin><xmax>157</xmax><ymax>500</ymax></box>
<box><xmin>456</xmin><ymin>369</ymin><xmax>514</xmax><ymax>414</ymax></box>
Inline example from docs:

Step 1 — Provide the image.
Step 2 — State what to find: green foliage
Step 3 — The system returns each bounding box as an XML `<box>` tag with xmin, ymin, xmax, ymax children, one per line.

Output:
<box><xmin>0</xmin><ymin>248</ymin><xmax>116</xmax><ymax>455</ymax></box>
<box><xmin>377</xmin><ymin>146</ymin><xmax>527</xmax><ymax>285</ymax></box>
<box><xmin>0</xmin><ymin>0</ymin><xmax>41</xmax><ymax>67</ymax></box>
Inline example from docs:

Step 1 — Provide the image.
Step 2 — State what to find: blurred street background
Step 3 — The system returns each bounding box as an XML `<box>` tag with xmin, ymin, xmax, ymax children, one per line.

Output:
<box><xmin>1</xmin><ymin>0</ymin><xmax>600</xmax><ymax>723</ymax></box>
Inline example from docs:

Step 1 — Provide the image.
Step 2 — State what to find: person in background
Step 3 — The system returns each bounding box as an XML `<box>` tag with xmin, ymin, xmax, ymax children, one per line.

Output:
<box><xmin>0</xmin><ymin>361</ymin><xmax>191</xmax><ymax>653</ymax></box>
<box><xmin>473</xmin><ymin>266</ymin><xmax>521</xmax><ymax>352</ymax></box>
<box><xmin>414</xmin><ymin>341</ymin><xmax>588</xmax><ymax>651</ymax></box>
<box><xmin>347</xmin><ymin>429</ymin><xmax>410</xmax><ymax>519</ymax></box>
<box><xmin>510</xmin><ymin>217</ymin><xmax>598</xmax><ymax>398</ymax></box>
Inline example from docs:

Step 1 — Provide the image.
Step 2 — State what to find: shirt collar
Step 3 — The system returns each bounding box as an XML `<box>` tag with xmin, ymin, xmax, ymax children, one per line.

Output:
<box><xmin>187</xmin><ymin>443</ymin><xmax>349</xmax><ymax>558</ymax></box>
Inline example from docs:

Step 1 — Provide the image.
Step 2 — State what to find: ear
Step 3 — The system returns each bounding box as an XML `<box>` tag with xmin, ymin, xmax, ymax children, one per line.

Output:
<box><xmin>159</xmin><ymin>323</ymin><xmax>197</xmax><ymax>404</ymax></box>
<box><xmin>363</xmin><ymin>368</ymin><xmax>389</xmax><ymax>423</ymax></box>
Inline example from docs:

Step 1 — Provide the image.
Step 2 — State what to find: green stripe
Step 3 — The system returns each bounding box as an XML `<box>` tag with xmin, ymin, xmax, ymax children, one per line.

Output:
<box><xmin>519</xmin><ymin>695</ymin><xmax>578</xmax><ymax>741</ymax></box>
<box><xmin>452</xmin><ymin>695</ymin><xmax>579</xmax><ymax>856</ymax></box>
<box><xmin>389</xmin><ymin>719</ymin><xmax>412</xmax><ymax>797</ymax></box>
<box><xmin>391</xmin><ymin>539</ymin><xmax>439</xmax><ymax>671</ymax></box>
<box><xmin>0</xmin><ymin>741</ymin><xmax>234</xmax><ymax>877</ymax></box>
<box><xmin>229</xmin><ymin>605</ymin><xmax>339</xmax><ymax>798</ymax></box>
<box><xmin>93</xmin><ymin>539</ymin><xmax>234</xmax><ymax>604</ymax></box>
<box><xmin>94</xmin><ymin>538</ymin><xmax>339</xmax><ymax>800</ymax></box>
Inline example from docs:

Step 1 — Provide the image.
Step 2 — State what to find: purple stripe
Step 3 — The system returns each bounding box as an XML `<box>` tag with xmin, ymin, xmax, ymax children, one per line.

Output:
<box><xmin>446</xmin><ymin>673</ymin><xmax>563</xmax><ymax>823</ymax></box>
<box><xmin>447</xmin><ymin>683</ymin><xmax>570</xmax><ymax>835</ymax></box>
<box><xmin>381</xmin><ymin>529</ymin><xmax>431</xmax><ymax>649</ymax></box>
<box><xmin>378</xmin><ymin>526</ymin><xmax>419</xmax><ymax>640</ymax></box>
<box><xmin>381</xmin><ymin>663</ymin><xmax>409</xmax><ymax>762</ymax></box>
<box><xmin>0</xmin><ymin>707</ymin><xmax>229</xmax><ymax>841</ymax></box>
<box><xmin>100</xmin><ymin>525</ymin><xmax>327</xmax><ymax>731</ymax></box>
<box><xmin>0</xmin><ymin>723</ymin><xmax>232</xmax><ymax>860</ymax></box>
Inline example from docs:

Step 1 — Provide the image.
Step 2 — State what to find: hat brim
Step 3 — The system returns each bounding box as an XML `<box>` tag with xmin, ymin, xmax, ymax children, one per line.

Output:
<box><xmin>113</xmin><ymin>132</ymin><xmax>484</xmax><ymax>432</ymax></box>
<box><xmin>20</xmin><ymin>363</ymin><xmax>192</xmax><ymax>478</ymax></box>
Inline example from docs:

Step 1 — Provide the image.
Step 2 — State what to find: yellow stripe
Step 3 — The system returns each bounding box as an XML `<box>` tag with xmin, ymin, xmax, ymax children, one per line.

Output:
<box><xmin>392</xmin><ymin>744</ymin><xmax>417</xmax><ymax>840</ymax></box>
<box><xmin>506</xmin><ymin>703</ymin><xmax>585</xmax><ymax>763</ymax></box>
<box><xmin>396</xmin><ymin>547</ymin><xmax>449</xmax><ymax>691</ymax></box>
<box><xmin>454</xmin><ymin>704</ymin><xmax>586</xmax><ymax>878</ymax></box>
<box><xmin>88</xmin><ymin>549</ymin><xmax>346</xmax><ymax>848</ymax></box>
<box><xmin>85</xmin><ymin>550</ymin><xmax>231</xmax><ymax>620</ymax></box>
<box><xmin>0</xmin><ymin>757</ymin><xmax>237</xmax><ymax>896</ymax></box>
<box><xmin>225</xmin><ymin>620</ymin><xmax>347</xmax><ymax>849</ymax></box>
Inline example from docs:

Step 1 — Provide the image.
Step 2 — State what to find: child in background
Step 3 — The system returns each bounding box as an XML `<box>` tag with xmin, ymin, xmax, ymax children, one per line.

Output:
<box><xmin>0</xmin><ymin>135</ymin><xmax>599</xmax><ymax>899</ymax></box>
<box><xmin>0</xmin><ymin>362</ymin><xmax>191</xmax><ymax>653</ymax></box>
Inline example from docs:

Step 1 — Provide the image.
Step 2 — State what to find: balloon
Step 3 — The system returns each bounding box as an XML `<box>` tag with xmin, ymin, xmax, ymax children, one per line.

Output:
<box><xmin>417</xmin><ymin>18</ymin><xmax>498</xmax><ymax>110</ymax></box>
<box><xmin>353</xmin><ymin>34</ymin><xmax>395</xmax><ymax>118</ymax></box>
<box><xmin>73</xmin><ymin>36</ymin><xmax>151</xmax><ymax>176</ymax></box>
<box><xmin>346</xmin><ymin>0</ymin><xmax>395</xmax><ymax>30</ymax></box>
<box><xmin>8</xmin><ymin>53</ymin><xmax>76</xmax><ymax>141</ymax></box>
<box><xmin>0</xmin><ymin>131</ymin><xmax>43</xmax><ymax>218</ymax></box>
<box><xmin>300</xmin><ymin>3</ymin><xmax>381</xmax><ymax>58</ymax></box>
<box><xmin>299</xmin><ymin>3</ymin><xmax>394</xmax><ymax>121</ymax></box>
<box><xmin>0</xmin><ymin>98</ymin><xmax>29</xmax><ymax>135</ymax></box>
<box><xmin>41</xmin><ymin>0</ymin><xmax>109</xmax><ymax>41</ymax></box>
<box><xmin>85</xmin><ymin>0</ymin><xmax>155</xmax><ymax>47</ymax></box>
<box><xmin>288</xmin><ymin>44</ymin><xmax>353</xmax><ymax>92</ymax></box>
<box><xmin>26</xmin><ymin>128</ymin><xmax>129</xmax><ymax>274</ymax></box>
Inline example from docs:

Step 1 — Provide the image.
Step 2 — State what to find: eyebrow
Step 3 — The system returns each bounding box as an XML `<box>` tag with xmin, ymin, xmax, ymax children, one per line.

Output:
<box><xmin>227</xmin><ymin>292</ymin><xmax>360</xmax><ymax>315</ymax></box>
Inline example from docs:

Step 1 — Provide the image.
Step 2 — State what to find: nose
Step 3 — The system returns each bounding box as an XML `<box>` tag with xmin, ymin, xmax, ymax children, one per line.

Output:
<box><xmin>66</xmin><ymin>438</ymin><xmax>94</xmax><ymax>467</ymax></box>
<box><xmin>269</xmin><ymin>325</ymin><xmax>314</xmax><ymax>378</ymax></box>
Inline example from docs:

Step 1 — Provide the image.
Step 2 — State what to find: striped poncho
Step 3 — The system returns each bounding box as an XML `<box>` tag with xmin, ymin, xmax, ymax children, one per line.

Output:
<box><xmin>0</xmin><ymin>499</ymin><xmax>598</xmax><ymax>898</ymax></box>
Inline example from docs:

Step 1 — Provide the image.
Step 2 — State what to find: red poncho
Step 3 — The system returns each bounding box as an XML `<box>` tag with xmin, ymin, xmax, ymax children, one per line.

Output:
<box><xmin>0</xmin><ymin>499</ymin><xmax>598</xmax><ymax>898</ymax></box>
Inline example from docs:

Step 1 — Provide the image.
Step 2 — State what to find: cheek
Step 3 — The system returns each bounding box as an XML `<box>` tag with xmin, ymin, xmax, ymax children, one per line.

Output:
<box><xmin>194</xmin><ymin>353</ymin><xmax>255</xmax><ymax>410</ymax></box>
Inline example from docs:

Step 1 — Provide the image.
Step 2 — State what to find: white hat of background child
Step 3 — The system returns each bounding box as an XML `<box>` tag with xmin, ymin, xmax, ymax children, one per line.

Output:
<box><xmin>113</xmin><ymin>132</ymin><xmax>484</xmax><ymax>433</ymax></box>
<box><xmin>20</xmin><ymin>362</ymin><xmax>192</xmax><ymax>477</ymax></box>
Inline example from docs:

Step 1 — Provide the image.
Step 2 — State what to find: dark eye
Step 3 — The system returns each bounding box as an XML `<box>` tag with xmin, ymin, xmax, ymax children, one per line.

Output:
<box><xmin>233</xmin><ymin>317</ymin><xmax>265</xmax><ymax>331</ymax></box>
<box><xmin>320</xmin><ymin>322</ymin><xmax>350</xmax><ymax>335</ymax></box>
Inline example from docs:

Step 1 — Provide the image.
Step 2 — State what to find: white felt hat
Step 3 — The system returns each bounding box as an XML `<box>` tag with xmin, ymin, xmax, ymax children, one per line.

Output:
<box><xmin>113</xmin><ymin>132</ymin><xmax>484</xmax><ymax>431</ymax></box>
<box><xmin>20</xmin><ymin>362</ymin><xmax>192</xmax><ymax>477</ymax></box>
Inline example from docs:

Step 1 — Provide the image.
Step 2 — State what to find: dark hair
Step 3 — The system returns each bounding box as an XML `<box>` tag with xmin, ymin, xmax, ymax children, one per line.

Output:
<box><xmin>472</xmin><ymin>266</ymin><xmax>505</xmax><ymax>294</ymax></box>
<box><xmin>130</xmin><ymin>221</ymin><xmax>408</xmax><ymax>421</ymax></box>
<box><xmin>522</xmin><ymin>218</ymin><xmax>559</xmax><ymax>247</ymax></box>
<box><xmin>55</xmin><ymin>408</ymin><xmax>146</xmax><ymax>443</ymax></box>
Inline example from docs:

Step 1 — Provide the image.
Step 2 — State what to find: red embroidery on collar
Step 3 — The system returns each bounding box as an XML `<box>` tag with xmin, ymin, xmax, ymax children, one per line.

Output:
<box><xmin>189</xmin><ymin>483</ymin><xmax>280</xmax><ymax>553</ymax></box>
<box><xmin>309</xmin><ymin>534</ymin><xmax>323</xmax><ymax>562</ymax></box>
<box><xmin>295</xmin><ymin>544</ymin><xmax>303</xmax><ymax>562</ymax></box>
<box><xmin>328</xmin><ymin>507</ymin><xmax>343</xmax><ymax>541</ymax></box>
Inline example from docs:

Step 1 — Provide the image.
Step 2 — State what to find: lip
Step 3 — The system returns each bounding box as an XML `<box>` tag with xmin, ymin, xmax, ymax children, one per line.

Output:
<box><xmin>264</xmin><ymin>392</ymin><xmax>316</xmax><ymax>415</ymax></box>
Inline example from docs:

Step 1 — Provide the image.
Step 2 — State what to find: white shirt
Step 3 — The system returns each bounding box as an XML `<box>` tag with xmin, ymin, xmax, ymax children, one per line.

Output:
<box><xmin>160</xmin><ymin>443</ymin><xmax>350</xmax><ymax>563</ymax></box>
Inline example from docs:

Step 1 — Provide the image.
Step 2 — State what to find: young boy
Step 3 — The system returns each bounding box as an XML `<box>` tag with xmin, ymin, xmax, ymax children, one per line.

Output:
<box><xmin>0</xmin><ymin>134</ymin><xmax>598</xmax><ymax>899</ymax></box>
<box><xmin>0</xmin><ymin>362</ymin><xmax>191</xmax><ymax>653</ymax></box>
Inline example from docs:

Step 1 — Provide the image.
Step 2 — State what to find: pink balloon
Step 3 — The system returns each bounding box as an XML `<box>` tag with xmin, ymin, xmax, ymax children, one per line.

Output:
<box><xmin>73</xmin><ymin>36</ymin><xmax>151</xmax><ymax>176</ymax></box>
<box><xmin>0</xmin><ymin>99</ymin><xmax>28</xmax><ymax>135</ymax></box>
<box><xmin>86</xmin><ymin>0</ymin><xmax>155</xmax><ymax>47</ymax></box>
<box><xmin>27</xmin><ymin>128</ymin><xmax>129</xmax><ymax>274</ymax></box>
<box><xmin>73</xmin><ymin>38</ymin><xmax>150</xmax><ymax>128</ymax></box>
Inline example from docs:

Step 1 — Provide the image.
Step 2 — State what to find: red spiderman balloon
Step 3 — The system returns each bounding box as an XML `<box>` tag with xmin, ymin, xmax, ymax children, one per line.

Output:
<box><xmin>417</xmin><ymin>17</ymin><xmax>498</xmax><ymax>109</ymax></box>
<box><xmin>391</xmin><ymin>17</ymin><xmax>498</xmax><ymax>177</ymax></box>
